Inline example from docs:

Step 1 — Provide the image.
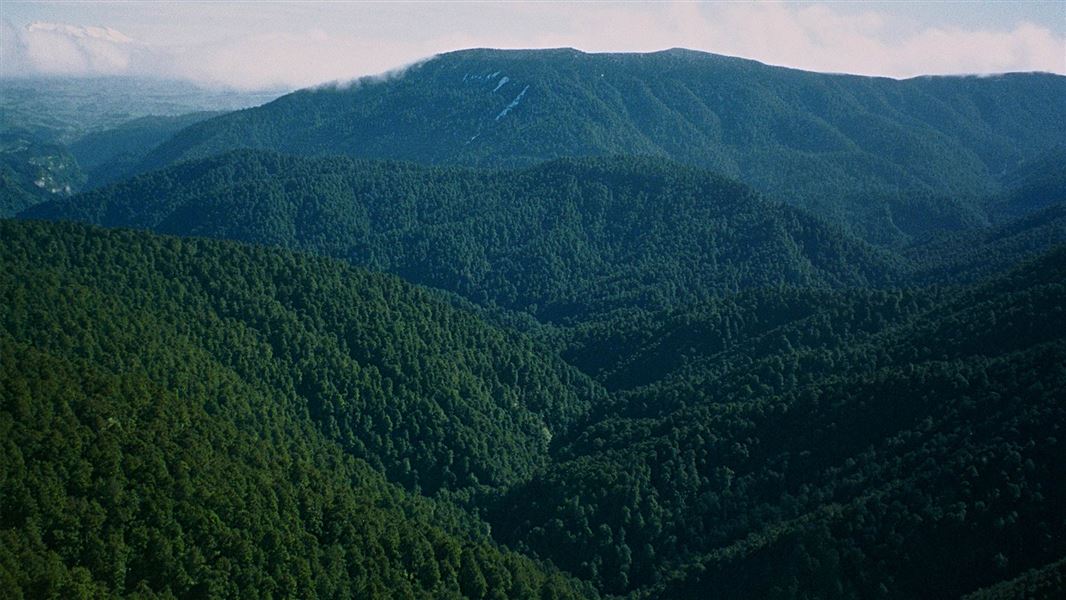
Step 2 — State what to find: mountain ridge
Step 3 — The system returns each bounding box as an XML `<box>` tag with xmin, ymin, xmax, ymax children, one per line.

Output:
<box><xmin>134</xmin><ymin>47</ymin><xmax>1066</xmax><ymax>241</ymax></box>
<box><xmin>5</xmin><ymin>43</ymin><xmax>1065</xmax><ymax>600</ymax></box>
<box><xmin>23</xmin><ymin>150</ymin><xmax>904</xmax><ymax>322</ymax></box>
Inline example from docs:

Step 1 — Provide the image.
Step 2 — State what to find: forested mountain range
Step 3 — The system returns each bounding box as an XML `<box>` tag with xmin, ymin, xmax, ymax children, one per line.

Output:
<box><xmin>21</xmin><ymin>151</ymin><xmax>903</xmax><ymax>322</ymax></box>
<box><xmin>7</xmin><ymin>201</ymin><xmax>1065</xmax><ymax>599</ymax></box>
<box><xmin>0</xmin><ymin>220</ymin><xmax>596</xmax><ymax>598</ymax></box>
<box><xmin>1</xmin><ymin>218</ymin><xmax>602</xmax><ymax>497</ymax></box>
<box><xmin>25</xmin><ymin>148</ymin><xmax>1065</xmax><ymax>320</ymax></box>
<box><xmin>4</xmin><ymin>47</ymin><xmax>1066</xmax><ymax>600</ymax></box>
<box><xmin>135</xmin><ymin>48</ymin><xmax>1066</xmax><ymax>240</ymax></box>
<box><xmin>495</xmin><ymin>248</ymin><xmax>1066</xmax><ymax>597</ymax></box>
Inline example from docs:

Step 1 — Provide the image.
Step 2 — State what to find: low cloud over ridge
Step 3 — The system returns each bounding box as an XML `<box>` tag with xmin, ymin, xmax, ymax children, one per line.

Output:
<box><xmin>1</xmin><ymin>2</ymin><xmax>1063</xmax><ymax>90</ymax></box>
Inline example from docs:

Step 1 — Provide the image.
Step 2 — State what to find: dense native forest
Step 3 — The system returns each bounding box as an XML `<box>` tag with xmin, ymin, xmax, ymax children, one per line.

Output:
<box><xmin>3</xmin><ymin>48</ymin><xmax>1066</xmax><ymax>599</ymax></box>
<box><xmin>23</xmin><ymin>151</ymin><xmax>905</xmax><ymax>322</ymax></box>
<box><xmin>0</xmin><ymin>220</ymin><xmax>595</xmax><ymax>599</ymax></box>
<box><xmin>133</xmin><ymin>48</ymin><xmax>1066</xmax><ymax>242</ymax></box>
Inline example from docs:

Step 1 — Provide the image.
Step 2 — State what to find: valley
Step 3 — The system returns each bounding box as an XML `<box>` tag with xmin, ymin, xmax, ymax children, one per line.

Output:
<box><xmin>2</xmin><ymin>46</ymin><xmax>1064</xmax><ymax>599</ymax></box>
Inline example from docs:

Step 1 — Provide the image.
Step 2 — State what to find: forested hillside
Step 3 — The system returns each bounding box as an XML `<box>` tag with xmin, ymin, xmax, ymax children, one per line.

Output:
<box><xmin>69</xmin><ymin>112</ymin><xmax>223</xmax><ymax>189</ymax></box>
<box><xmin>1</xmin><ymin>129</ymin><xmax>83</xmax><ymax>217</ymax></box>
<box><xmin>0</xmin><ymin>219</ymin><xmax>601</xmax><ymax>496</ymax></box>
<box><xmin>9</xmin><ymin>199</ymin><xmax>1066</xmax><ymax>598</ymax></box>
<box><xmin>23</xmin><ymin>151</ymin><xmax>901</xmax><ymax>321</ymax></box>
<box><xmin>0</xmin><ymin>219</ymin><xmax>597</xmax><ymax>598</ymax></box>
<box><xmin>6</xmin><ymin>45</ymin><xmax>1065</xmax><ymax>600</ymax></box>
<box><xmin>492</xmin><ymin>248</ymin><xmax>1066</xmax><ymax>598</ymax></box>
<box><xmin>136</xmin><ymin>48</ymin><xmax>1066</xmax><ymax>240</ymax></box>
<box><xmin>985</xmin><ymin>149</ymin><xmax>1066</xmax><ymax>223</ymax></box>
<box><xmin>903</xmin><ymin>202</ymin><xmax>1066</xmax><ymax>285</ymax></box>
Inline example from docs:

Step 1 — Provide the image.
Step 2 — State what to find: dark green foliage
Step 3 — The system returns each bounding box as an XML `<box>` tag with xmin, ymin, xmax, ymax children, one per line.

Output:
<box><xmin>490</xmin><ymin>248</ymin><xmax>1066</xmax><ymax>598</ymax></box>
<box><xmin>561</xmin><ymin>287</ymin><xmax>940</xmax><ymax>392</ymax></box>
<box><xmin>904</xmin><ymin>202</ymin><xmax>1066</xmax><ymax>285</ymax></box>
<box><xmin>1</xmin><ymin>219</ymin><xmax>600</xmax><ymax>496</ymax></box>
<box><xmin>15</xmin><ymin>148</ymin><xmax>1066</xmax><ymax>599</ymax></box>
<box><xmin>6</xmin><ymin>53</ymin><xmax>1065</xmax><ymax>600</ymax></box>
<box><xmin>0</xmin><ymin>164</ymin><xmax>46</xmax><ymax>217</ymax></box>
<box><xmin>962</xmin><ymin>556</ymin><xmax>1066</xmax><ymax>600</ymax></box>
<box><xmin>0</xmin><ymin>219</ymin><xmax>597</xmax><ymax>599</ymax></box>
<box><xmin>136</xmin><ymin>48</ymin><xmax>1066</xmax><ymax>240</ymax></box>
<box><xmin>986</xmin><ymin>148</ymin><xmax>1066</xmax><ymax>222</ymax></box>
<box><xmin>23</xmin><ymin>151</ymin><xmax>901</xmax><ymax>322</ymax></box>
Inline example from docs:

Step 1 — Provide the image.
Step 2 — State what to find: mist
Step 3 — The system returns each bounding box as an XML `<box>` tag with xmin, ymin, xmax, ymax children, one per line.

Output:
<box><xmin>2</xmin><ymin>2</ymin><xmax>1063</xmax><ymax>91</ymax></box>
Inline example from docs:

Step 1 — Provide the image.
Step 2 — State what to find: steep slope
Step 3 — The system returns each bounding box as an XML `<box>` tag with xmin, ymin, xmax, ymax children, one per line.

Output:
<box><xmin>963</xmin><ymin>557</ymin><xmax>1066</xmax><ymax>600</ymax></box>
<box><xmin>69</xmin><ymin>112</ymin><xmax>224</xmax><ymax>189</ymax></box>
<box><xmin>986</xmin><ymin>148</ymin><xmax>1066</xmax><ymax>222</ymax></box>
<box><xmin>0</xmin><ymin>219</ymin><xmax>601</xmax><ymax>496</ymax></box>
<box><xmin>0</xmin><ymin>219</ymin><xmax>597</xmax><ymax>598</ymax></box>
<box><xmin>23</xmin><ymin>151</ymin><xmax>901</xmax><ymax>322</ymax></box>
<box><xmin>904</xmin><ymin>202</ymin><xmax>1066</xmax><ymax>285</ymax></box>
<box><xmin>560</xmin><ymin>195</ymin><xmax>1066</xmax><ymax>381</ymax></box>
<box><xmin>137</xmin><ymin>48</ymin><xmax>1066</xmax><ymax>239</ymax></box>
<box><xmin>490</xmin><ymin>247</ymin><xmax>1066</xmax><ymax>598</ymax></box>
<box><xmin>561</xmin><ymin>287</ymin><xmax>942</xmax><ymax>392</ymax></box>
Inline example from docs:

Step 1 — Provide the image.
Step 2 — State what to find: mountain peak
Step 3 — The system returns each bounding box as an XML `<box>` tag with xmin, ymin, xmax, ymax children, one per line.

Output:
<box><xmin>134</xmin><ymin>46</ymin><xmax>1066</xmax><ymax>245</ymax></box>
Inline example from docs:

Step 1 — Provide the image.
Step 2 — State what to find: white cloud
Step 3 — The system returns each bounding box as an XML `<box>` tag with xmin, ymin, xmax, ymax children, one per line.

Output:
<box><xmin>691</xmin><ymin>3</ymin><xmax>1065</xmax><ymax>77</ymax></box>
<box><xmin>1</xmin><ymin>2</ymin><xmax>1063</xmax><ymax>90</ymax></box>
<box><xmin>3</xmin><ymin>20</ymin><xmax>143</xmax><ymax>76</ymax></box>
<box><xmin>27</xmin><ymin>22</ymin><xmax>133</xmax><ymax>44</ymax></box>
<box><xmin>0</xmin><ymin>18</ymin><xmax>436</xmax><ymax>90</ymax></box>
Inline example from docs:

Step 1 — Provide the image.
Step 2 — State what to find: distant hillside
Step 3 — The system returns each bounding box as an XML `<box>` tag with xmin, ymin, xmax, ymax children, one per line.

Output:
<box><xmin>0</xmin><ymin>77</ymin><xmax>278</xmax><ymax>145</ymax></box>
<box><xmin>70</xmin><ymin>112</ymin><xmax>224</xmax><ymax>189</ymax></box>
<box><xmin>0</xmin><ymin>76</ymin><xmax>280</xmax><ymax>214</ymax></box>
<box><xmin>136</xmin><ymin>48</ymin><xmax>1066</xmax><ymax>240</ymax></box>
<box><xmin>903</xmin><ymin>202</ymin><xmax>1066</xmax><ymax>285</ymax></box>
<box><xmin>986</xmin><ymin>148</ymin><xmax>1066</xmax><ymax>222</ymax></box>
<box><xmin>24</xmin><ymin>151</ymin><xmax>901</xmax><ymax>322</ymax></box>
<box><xmin>0</xmin><ymin>129</ymin><xmax>83</xmax><ymax>217</ymax></box>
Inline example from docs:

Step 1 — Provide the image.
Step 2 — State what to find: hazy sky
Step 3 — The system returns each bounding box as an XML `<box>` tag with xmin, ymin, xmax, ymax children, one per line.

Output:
<box><xmin>2</xmin><ymin>1</ymin><xmax>1064</xmax><ymax>90</ymax></box>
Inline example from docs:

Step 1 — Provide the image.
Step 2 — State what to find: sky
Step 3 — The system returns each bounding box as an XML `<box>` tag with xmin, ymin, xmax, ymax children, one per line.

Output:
<box><xmin>2</xmin><ymin>1</ymin><xmax>1064</xmax><ymax>90</ymax></box>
